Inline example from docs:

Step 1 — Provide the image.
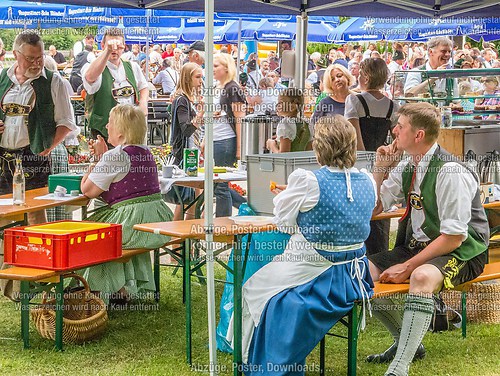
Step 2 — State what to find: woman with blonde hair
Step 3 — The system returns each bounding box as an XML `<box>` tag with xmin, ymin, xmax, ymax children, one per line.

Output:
<box><xmin>310</xmin><ymin>63</ymin><xmax>354</xmax><ymax>135</ymax></box>
<box><xmin>167</xmin><ymin>62</ymin><xmax>204</xmax><ymax>220</ymax></box>
<box><xmin>242</xmin><ymin>115</ymin><xmax>375</xmax><ymax>374</ymax></box>
<box><xmin>170</xmin><ymin>62</ymin><xmax>204</xmax><ymax>165</ymax></box>
<box><xmin>81</xmin><ymin>104</ymin><xmax>173</xmax><ymax>302</ymax></box>
<box><xmin>206</xmin><ymin>53</ymin><xmax>245</xmax><ymax>216</ymax></box>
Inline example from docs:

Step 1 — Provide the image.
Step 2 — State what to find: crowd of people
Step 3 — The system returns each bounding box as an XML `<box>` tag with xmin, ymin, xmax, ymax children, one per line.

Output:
<box><xmin>0</xmin><ymin>28</ymin><xmax>496</xmax><ymax>376</ymax></box>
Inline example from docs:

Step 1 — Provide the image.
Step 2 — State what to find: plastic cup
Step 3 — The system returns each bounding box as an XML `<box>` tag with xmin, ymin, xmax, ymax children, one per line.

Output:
<box><xmin>162</xmin><ymin>165</ymin><xmax>174</xmax><ymax>178</ymax></box>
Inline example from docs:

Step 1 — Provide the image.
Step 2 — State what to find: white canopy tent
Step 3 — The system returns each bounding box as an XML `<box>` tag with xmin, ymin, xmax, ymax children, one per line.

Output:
<box><xmin>18</xmin><ymin>1</ymin><xmax>500</xmax><ymax>375</ymax></box>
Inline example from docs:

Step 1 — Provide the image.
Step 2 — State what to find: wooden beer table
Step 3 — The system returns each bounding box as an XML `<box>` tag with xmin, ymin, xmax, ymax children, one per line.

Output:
<box><xmin>134</xmin><ymin>217</ymin><xmax>274</xmax><ymax>375</ymax></box>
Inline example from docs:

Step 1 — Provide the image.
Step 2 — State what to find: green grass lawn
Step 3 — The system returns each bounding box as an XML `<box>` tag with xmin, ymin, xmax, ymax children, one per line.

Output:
<box><xmin>0</xmin><ymin>265</ymin><xmax>499</xmax><ymax>376</ymax></box>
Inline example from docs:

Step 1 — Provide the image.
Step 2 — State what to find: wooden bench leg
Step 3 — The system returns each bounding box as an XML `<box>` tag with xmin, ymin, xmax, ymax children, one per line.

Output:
<box><xmin>347</xmin><ymin>304</ymin><xmax>358</xmax><ymax>376</ymax></box>
<box><xmin>20</xmin><ymin>281</ymin><xmax>30</xmax><ymax>349</ymax></box>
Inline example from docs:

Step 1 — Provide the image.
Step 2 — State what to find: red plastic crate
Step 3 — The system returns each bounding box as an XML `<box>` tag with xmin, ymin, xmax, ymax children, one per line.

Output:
<box><xmin>4</xmin><ymin>221</ymin><xmax>122</xmax><ymax>270</ymax></box>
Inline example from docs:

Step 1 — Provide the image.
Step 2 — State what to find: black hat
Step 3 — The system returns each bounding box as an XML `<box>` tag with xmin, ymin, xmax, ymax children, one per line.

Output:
<box><xmin>184</xmin><ymin>40</ymin><xmax>205</xmax><ymax>53</ymax></box>
<box><xmin>247</xmin><ymin>59</ymin><xmax>257</xmax><ymax>70</ymax></box>
<box><xmin>393</xmin><ymin>50</ymin><xmax>405</xmax><ymax>61</ymax></box>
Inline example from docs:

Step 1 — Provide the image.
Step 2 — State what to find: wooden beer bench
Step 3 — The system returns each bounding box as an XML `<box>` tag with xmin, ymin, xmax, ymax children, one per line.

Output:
<box><xmin>319</xmin><ymin>261</ymin><xmax>500</xmax><ymax>376</ymax></box>
<box><xmin>0</xmin><ymin>243</ymin><xmax>181</xmax><ymax>351</ymax></box>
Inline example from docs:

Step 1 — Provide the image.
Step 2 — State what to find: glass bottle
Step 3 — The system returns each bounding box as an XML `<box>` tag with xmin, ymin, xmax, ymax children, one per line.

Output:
<box><xmin>442</xmin><ymin>107</ymin><xmax>452</xmax><ymax>128</ymax></box>
<box><xmin>12</xmin><ymin>158</ymin><xmax>25</xmax><ymax>205</ymax></box>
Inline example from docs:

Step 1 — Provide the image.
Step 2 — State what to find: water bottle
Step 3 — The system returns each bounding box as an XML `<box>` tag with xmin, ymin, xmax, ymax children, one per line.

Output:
<box><xmin>442</xmin><ymin>107</ymin><xmax>452</xmax><ymax>128</ymax></box>
<box><xmin>150</xmin><ymin>89</ymin><xmax>157</xmax><ymax>99</ymax></box>
<box><xmin>12</xmin><ymin>158</ymin><xmax>25</xmax><ymax>205</ymax></box>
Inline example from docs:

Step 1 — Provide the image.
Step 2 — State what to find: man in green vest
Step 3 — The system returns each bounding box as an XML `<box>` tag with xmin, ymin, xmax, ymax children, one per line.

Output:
<box><xmin>82</xmin><ymin>28</ymin><xmax>148</xmax><ymax>141</ymax></box>
<box><xmin>368</xmin><ymin>102</ymin><xmax>489</xmax><ymax>376</ymax></box>
<box><xmin>0</xmin><ymin>31</ymin><xmax>76</xmax><ymax>225</ymax></box>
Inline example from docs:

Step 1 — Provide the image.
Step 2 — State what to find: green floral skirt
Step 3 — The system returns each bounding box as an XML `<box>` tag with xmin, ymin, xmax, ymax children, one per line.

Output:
<box><xmin>79</xmin><ymin>193</ymin><xmax>173</xmax><ymax>299</ymax></box>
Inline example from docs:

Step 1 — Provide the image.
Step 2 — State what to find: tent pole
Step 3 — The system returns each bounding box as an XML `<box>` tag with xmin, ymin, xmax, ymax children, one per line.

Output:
<box><xmin>145</xmin><ymin>9</ymin><xmax>151</xmax><ymax>81</ymax></box>
<box><xmin>237</xmin><ymin>18</ymin><xmax>242</xmax><ymax>74</ymax></box>
<box><xmin>294</xmin><ymin>12</ymin><xmax>308</xmax><ymax>89</ymax></box>
<box><xmin>204</xmin><ymin>1</ymin><xmax>217</xmax><ymax>375</ymax></box>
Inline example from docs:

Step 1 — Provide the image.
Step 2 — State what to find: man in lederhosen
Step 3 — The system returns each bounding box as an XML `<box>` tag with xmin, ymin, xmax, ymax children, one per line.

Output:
<box><xmin>82</xmin><ymin>28</ymin><xmax>149</xmax><ymax>142</ymax></box>
<box><xmin>368</xmin><ymin>102</ymin><xmax>488</xmax><ymax>376</ymax></box>
<box><xmin>0</xmin><ymin>31</ymin><xmax>76</xmax><ymax>224</ymax></box>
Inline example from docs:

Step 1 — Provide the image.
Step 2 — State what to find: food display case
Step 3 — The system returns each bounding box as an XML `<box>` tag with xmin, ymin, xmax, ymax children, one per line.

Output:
<box><xmin>392</xmin><ymin>68</ymin><xmax>500</xmax><ymax>157</ymax></box>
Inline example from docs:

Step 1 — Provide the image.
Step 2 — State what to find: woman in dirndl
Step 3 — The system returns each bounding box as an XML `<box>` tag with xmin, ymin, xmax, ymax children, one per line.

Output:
<box><xmin>240</xmin><ymin>115</ymin><xmax>375</xmax><ymax>375</ymax></box>
<box><xmin>80</xmin><ymin>104</ymin><xmax>173</xmax><ymax>302</ymax></box>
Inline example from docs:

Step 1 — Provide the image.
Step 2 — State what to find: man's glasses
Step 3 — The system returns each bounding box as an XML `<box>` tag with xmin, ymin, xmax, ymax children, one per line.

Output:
<box><xmin>16</xmin><ymin>50</ymin><xmax>44</xmax><ymax>64</ymax></box>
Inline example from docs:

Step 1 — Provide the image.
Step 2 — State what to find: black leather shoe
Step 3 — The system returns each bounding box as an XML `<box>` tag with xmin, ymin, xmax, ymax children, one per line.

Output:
<box><xmin>366</xmin><ymin>343</ymin><xmax>425</xmax><ymax>363</ymax></box>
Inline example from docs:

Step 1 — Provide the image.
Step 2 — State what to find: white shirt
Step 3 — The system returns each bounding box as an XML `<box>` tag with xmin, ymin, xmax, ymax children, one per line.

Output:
<box><xmin>73</xmin><ymin>40</ymin><xmax>85</xmax><ymax>57</ymax></box>
<box><xmin>82</xmin><ymin>60</ymin><xmax>148</xmax><ymax>106</ymax></box>
<box><xmin>213</xmin><ymin>91</ymin><xmax>235</xmax><ymax>141</ymax></box>
<box><xmin>149</xmin><ymin>51</ymin><xmax>163</xmax><ymax>66</ymax></box>
<box><xmin>362</xmin><ymin>50</ymin><xmax>373</xmax><ymax>60</ymax></box>
<box><xmin>247</xmin><ymin>70</ymin><xmax>261</xmax><ymax>90</ymax></box>
<box><xmin>1</xmin><ymin>64</ymin><xmax>76</xmax><ymax>149</ymax></box>
<box><xmin>387</xmin><ymin>60</ymin><xmax>402</xmax><ymax>76</ymax></box>
<box><xmin>380</xmin><ymin>143</ymin><xmax>478</xmax><ymax>242</ymax></box>
<box><xmin>275</xmin><ymin>117</ymin><xmax>299</xmax><ymax>142</ymax></box>
<box><xmin>152</xmin><ymin>67</ymin><xmax>178</xmax><ymax>94</ymax></box>
<box><xmin>305</xmin><ymin>71</ymin><xmax>318</xmax><ymax>85</ymax></box>
<box><xmin>252</xmin><ymin>89</ymin><xmax>278</xmax><ymax>116</ymax></box>
<box><xmin>404</xmin><ymin>61</ymin><xmax>458</xmax><ymax>96</ymax></box>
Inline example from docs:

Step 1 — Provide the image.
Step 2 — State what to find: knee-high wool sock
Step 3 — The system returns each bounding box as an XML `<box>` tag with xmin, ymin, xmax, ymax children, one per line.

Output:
<box><xmin>386</xmin><ymin>293</ymin><xmax>434</xmax><ymax>376</ymax></box>
<box><xmin>371</xmin><ymin>297</ymin><xmax>403</xmax><ymax>343</ymax></box>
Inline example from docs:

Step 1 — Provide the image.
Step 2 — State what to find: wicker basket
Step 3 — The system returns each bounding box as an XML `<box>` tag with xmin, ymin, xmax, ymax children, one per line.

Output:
<box><xmin>442</xmin><ymin>281</ymin><xmax>500</xmax><ymax>324</ymax></box>
<box><xmin>31</xmin><ymin>274</ymin><xmax>108</xmax><ymax>344</ymax></box>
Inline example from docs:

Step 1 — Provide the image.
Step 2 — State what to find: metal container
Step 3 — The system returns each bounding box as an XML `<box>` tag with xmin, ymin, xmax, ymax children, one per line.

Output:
<box><xmin>240</xmin><ymin>115</ymin><xmax>276</xmax><ymax>161</ymax></box>
<box><xmin>479</xmin><ymin>150</ymin><xmax>500</xmax><ymax>184</ymax></box>
<box><xmin>247</xmin><ymin>151</ymin><xmax>376</xmax><ymax>215</ymax></box>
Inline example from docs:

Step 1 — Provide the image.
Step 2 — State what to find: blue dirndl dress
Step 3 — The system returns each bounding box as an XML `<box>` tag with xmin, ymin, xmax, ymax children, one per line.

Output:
<box><xmin>242</xmin><ymin>167</ymin><xmax>375</xmax><ymax>375</ymax></box>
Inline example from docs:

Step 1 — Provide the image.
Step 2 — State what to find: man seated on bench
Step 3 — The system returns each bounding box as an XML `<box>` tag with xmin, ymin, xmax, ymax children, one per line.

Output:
<box><xmin>369</xmin><ymin>102</ymin><xmax>489</xmax><ymax>376</ymax></box>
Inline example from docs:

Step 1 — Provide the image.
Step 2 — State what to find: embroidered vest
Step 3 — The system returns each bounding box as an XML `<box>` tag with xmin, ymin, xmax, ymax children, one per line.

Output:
<box><xmin>86</xmin><ymin>61</ymin><xmax>139</xmax><ymax>138</ymax></box>
<box><xmin>100</xmin><ymin>146</ymin><xmax>160</xmax><ymax>206</ymax></box>
<box><xmin>0</xmin><ymin>68</ymin><xmax>55</xmax><ymax>154</ymax></box>
<box><xmin>398</xmin><ymin>146</ymin><xmax>489</xmax><ymax>261</ymax></box>
<box><xmin>296</xmin><ymin>167</ymin><xmax>375</xmax><ymax>246</ymax></box>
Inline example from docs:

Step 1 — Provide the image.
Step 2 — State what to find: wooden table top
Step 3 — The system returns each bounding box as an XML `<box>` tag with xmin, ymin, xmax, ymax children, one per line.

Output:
<box><xmin>484</xmin><ymin>200</ymin><xmax>500</xmax><ymax>210</ymax></box>
<box><xmin>134</xmin><ymin>217</ymin><xmax>275</xmax><ymax>240</ymax></box>
<box><xmin>0</xmin><ymin>187</ymin><xmax>89</xmax><ymax>219</ymax></box>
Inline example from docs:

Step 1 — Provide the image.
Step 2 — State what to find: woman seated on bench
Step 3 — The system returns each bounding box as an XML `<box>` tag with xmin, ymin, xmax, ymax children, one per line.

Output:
<box><xmin>80</xmin><ymin>104</ymin><xmax>173</xmax><ymax>303</ymax></box>
<box><xmin>241</xmin><ymin>115</ymin><xmax>376</xmax><ymax>374</ymax></box>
